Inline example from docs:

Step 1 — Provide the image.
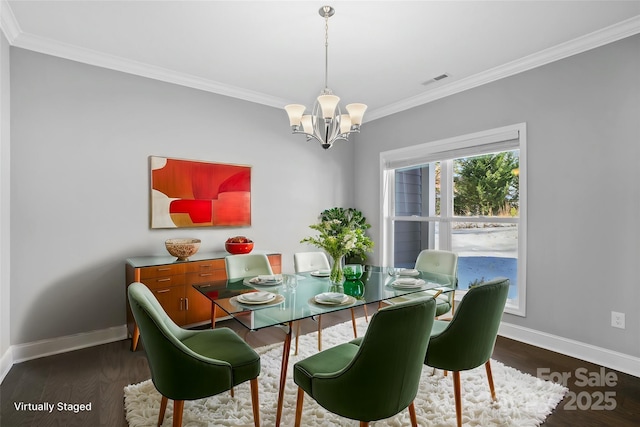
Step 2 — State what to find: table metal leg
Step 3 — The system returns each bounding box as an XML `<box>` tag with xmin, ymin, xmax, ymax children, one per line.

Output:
<box><xmin>275</xmin><ymin>321</ymin><xmax>293</xmax><ymax>427</ymax></box>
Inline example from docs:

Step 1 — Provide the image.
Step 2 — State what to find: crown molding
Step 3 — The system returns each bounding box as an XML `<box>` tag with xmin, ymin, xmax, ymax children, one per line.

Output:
<box><xmin>365</xmin><ymin>14</ymin><xmax>640</xmax><ymax>122</ymax></box>
<box><xmin>10</xmin><ymin>31</ymin><xmax>292</xmax><ymax>109</ymax></box>
<box><xmin>0</xmin><ymin>0</ymin><xmax>20</xmax><ymax>44</ymax></box>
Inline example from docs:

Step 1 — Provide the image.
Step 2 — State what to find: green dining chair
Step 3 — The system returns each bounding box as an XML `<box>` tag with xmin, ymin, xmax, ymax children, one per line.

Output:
<box><xmin>387</xmin><ymin>249</ymin><xmax>459</xmax><ymax>317</ymax></box>
<box><xmin>425</xmin><ymin>277</ymin><xmax>509</xmax><ymax>427</ymax></box>
<box><xmin>293</xmin><ymin>297</ymin><xmax>437</xmax><ymax>427</ymax></box>
<box><xmin>127</xmin><ymin>282</ymin><xmax>261</xmax><ymax>427</ymax></box>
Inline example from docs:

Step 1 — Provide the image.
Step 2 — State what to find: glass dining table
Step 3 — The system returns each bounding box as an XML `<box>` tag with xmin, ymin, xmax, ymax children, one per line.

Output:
<box><xmin>193</xmin><ymin>266</ymin><xmax>455</xmax><ymax>427</ymax></box>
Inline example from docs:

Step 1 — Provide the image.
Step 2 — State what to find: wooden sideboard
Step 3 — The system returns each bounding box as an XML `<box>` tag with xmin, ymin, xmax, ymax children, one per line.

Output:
<box><xmin>126</xmin><ymin>250</ymin><xmax>281</xmax><ymax>350</ymax></box>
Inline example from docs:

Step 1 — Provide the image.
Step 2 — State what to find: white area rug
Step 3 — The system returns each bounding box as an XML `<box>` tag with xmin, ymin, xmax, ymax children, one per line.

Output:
<box><xmin>124</xmin><ymin>318</ymin><xmax>567</xmax><ymax>426</ymax></box>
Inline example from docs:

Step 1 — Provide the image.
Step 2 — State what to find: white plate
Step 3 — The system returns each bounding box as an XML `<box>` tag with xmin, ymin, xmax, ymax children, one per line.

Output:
<box><xmin>392</xmin><ymin>278</ymin><xmax>426</xmax><ymax>289</ymax></box>
<box><xmin>314</xmin><ymin>292</ymin><xmax>348</xmax><ymax>305</ymax></box>
<box><xmin>310</xmin><ymin>270</ymin><xmax>331</xmax><ymax>277</ymax></box>
<box><xmin>237</xmin><ymin>292</ymin><xmax>277</xmax><ymax>305</ymax></box>
<box><xmin>245</xmin><ymin>276</ymin><xmax>283</xmax><ymax>286</ymax></box>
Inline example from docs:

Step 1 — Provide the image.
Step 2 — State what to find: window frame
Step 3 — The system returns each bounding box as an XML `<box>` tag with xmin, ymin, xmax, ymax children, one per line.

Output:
<box><xmin>380</xmin><ymin>123</ymin><xmax>527</xmax><ymax>316</ymax></box>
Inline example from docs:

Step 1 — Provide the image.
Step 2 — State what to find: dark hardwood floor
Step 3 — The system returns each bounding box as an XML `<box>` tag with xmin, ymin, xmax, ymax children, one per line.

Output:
<box><xmin>2</xmin><ymin>305</ymin><xmax>638</xmax><ymax>426</ymax></box>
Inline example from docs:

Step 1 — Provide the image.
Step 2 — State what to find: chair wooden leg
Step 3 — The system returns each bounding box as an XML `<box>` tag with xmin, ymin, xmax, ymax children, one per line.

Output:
<box><xmin>359</xmin><ymin>422</ymin><xmax>369</xmax><ymax>427</ymax></box>
<box><xmin>453</xmin><ymin>371</ymin><xmax>462</xmax><ymax>427</ymax></box>
<box><xmin>294</xmin><ymin>321</ymin><xmax>300</xmax><ymax>355</ymax></box>
<box><xmin>408</xmin><ymin>401</ymin><xmax>418</xmax><ymax>427</ymax></box>
<box><xmin>317</xmin><ymin>315</ymin><xmax>323</xmax><ymax>351</ymax></box>
<box><xmin>172</xmin><ymin>400</ymin><xmax>184</xmax><ymax>427</ymax></box>
<box><xmin>230</xmin><ymin>387</ymin><xmax>234</xmax><ymax>397</ymax></box>
<box><xmin>294</xmin><ymin>387</ymin><xmax>305</xmax><ymax>427</ymax></box>
<box><xmin>350</xmin><ymin>308</ymin><xmax>358</xmax><ymax>338</ymax></box>
<box><xmin>485</xmin><ymin>360</ymin><xmax>497</xmax><ymax>401</ymax></box>
<box><xmin>211</xmin><ymin>303</ymin><xmax>217</xmax><ymax>328</ymax></box>
<box><xmin>131</xmin><ymin>325</ymin><xmax>140</xmax><ymax>351</ymax></box>
<box><xmin>363</xmin><ymin>303</ymin><xmax>369</xmax><ymax>322</ymax></box>
<box><xmin>250</xmin><ymin>377</ymin><xmax>260</xmax><ymax>427</ymax></box>
<box><xmin>158</xmin><ymin>395</ymin><xmax>168</xmax><ymax>427</ymax></box>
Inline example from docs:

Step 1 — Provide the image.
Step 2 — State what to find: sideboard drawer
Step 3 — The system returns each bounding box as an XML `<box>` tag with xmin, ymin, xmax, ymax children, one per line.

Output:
<box><xmin>185</xmin><ymin>259</ymin><xmax>225</xmax><ymax>273</ymax></box>
<box><xmin>185</xmin><ymin>270</ymin><xmax>226</xmax><ymax>285</ymax></box>
<box><xmin>139</xmin><ymin>263</ymin><xmax>185</xmax><ymax>279</ymax></box>
<box><xmin>143</xmin><ymin>274</ymin><xmax>186</xmax><ymax>290</ymax></box>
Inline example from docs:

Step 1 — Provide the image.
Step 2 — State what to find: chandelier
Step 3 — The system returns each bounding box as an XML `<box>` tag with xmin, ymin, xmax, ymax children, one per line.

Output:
<box><xmin>285</xmin><ymin>6</ymin><xmax>367</xmax><ymax>150</ymax></box>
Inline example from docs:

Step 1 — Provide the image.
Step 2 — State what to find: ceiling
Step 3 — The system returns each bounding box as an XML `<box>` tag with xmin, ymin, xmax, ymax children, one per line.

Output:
<box><xmin>2</xmin><ymin>1</ymin><xmax>640</xmax><ymax>121</ymax></box>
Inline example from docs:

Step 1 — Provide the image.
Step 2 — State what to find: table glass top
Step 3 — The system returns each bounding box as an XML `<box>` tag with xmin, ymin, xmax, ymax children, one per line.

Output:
<box><xmin>193</xmin><ymin>266</ymin><xmax>455</xmax><ymax>331</ymax></box>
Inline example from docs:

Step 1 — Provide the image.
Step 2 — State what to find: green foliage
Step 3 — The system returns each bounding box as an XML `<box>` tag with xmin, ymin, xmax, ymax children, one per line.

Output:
<box><xmin>301</xmin><ymin>207</ymin><xmax>374</xmax><ymax>262</ymax></box>
<box><xmin>454</xmin><ymin>152</ymin><xmax>519</xmax><ymax>216</ymax></box>
<box><xmin>320</xmin><ymin>208</ymin><xmax>371</xmax><ymax>232</ymax></box>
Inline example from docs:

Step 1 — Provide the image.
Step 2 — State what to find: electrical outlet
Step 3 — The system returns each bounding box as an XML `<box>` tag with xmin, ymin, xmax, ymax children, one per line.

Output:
<box><xmin>611</xmin><ymin>311</ymin><xmax>625</xmax><ymax>329</ymax></box>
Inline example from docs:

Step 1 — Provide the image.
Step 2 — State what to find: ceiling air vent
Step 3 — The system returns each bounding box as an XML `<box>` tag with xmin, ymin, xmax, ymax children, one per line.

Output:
<box><xmin>421</xmin><ymin>73</ymin><xmax>450</xmax><ymax>86</ymax></box>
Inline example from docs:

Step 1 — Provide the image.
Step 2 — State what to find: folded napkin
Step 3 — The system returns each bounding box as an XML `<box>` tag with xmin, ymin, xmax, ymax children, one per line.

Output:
<box><xmin>317</xmin><ymin>269</ymin><xmax>331</xmax><ymax>275</ymax></box>
<box><xmin>393</xmin><ymin>278</ymin><xmax>426</xmax><ymax>287</ymax></box>
<box><xmin>398</xmin><ymin>269</ymin><xmax>420</xmax><ymax>276</ymax></box>
<box><xmin>315</xmin><ymin>292</ymin><xmax>346</xmax><ymax>304</ymax></box>
<box><xmin>242</xmin><ymin>291</ymin><xmax>274</xmax><ymax>302</ymax></box>
<box><xmin>257</xmin><ymin>275</ymin><xmax>277</xmax><ymax>282</ymax></box>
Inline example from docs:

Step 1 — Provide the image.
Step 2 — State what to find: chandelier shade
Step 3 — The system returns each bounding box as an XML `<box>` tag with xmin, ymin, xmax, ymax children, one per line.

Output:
<box><xmin>284</xmin><ymin>6</ymin><xmax>367</xmax><ymax>150</ymax></box>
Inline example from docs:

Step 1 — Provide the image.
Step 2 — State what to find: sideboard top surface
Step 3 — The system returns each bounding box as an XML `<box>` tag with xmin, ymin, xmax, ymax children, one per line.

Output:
<box><xmin>126</xmin><ymin>249</ymin><xmax>279</xmax><ymax>268</ymax></box>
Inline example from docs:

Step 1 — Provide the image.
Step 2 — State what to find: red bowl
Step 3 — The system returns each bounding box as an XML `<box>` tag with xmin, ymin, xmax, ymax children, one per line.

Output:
<box><xmin>225</xmin><ymin>242</ymin><xmax>254</xmax><ymax>254</ymax></box>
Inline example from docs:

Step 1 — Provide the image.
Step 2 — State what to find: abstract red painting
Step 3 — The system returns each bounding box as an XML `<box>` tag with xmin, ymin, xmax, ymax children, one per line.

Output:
<box><xmin>150</xmin><ymin>156</ymin><xmax>251</xmax><ymax>228</ymax></box>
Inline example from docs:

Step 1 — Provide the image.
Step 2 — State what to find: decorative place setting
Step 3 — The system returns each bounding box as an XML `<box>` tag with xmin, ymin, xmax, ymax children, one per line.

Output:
<box><xmin>231</xmin><ymin>291</ymin><xmax>285</xmax><ymax>307</ymax></box>
<box><xmin>390</xmin><ymin>278</ymin><xmax>427</xmax><ymax>289</ymax></box>
<box><xmin>388</xmin><ymin>268</ymin><xmax>420</xmax><ymax>277</ymax></box>
<box><xmin>310</xmin><ymin>270</ymin><xmax>330</xmax><ymax>278</ymax></box>
<box><xmin>310</xmin><ymin>292</ymin><xmax>356</xmax><ymax>306</ymax></box>
<box><xmin>244</xmin><ymin>274</ymin><xmax>283</xmax><ymax>286</ymax></box>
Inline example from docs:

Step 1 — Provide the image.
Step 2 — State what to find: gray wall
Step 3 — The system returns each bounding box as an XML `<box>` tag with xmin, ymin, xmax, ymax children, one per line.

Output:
<box><xmin>354</xmin><ymin>34</ymin><xmax>640</xmax><ymax>357</ymax></box>
<box><xmin>1</xmin><ymin>32</ymin><xmax>10</xmax><ymax>361</ymax></box>
<box><xmin>9</xmin><ymin>48</ymin><xmax>355</xmax><ymax>345</ymax></box>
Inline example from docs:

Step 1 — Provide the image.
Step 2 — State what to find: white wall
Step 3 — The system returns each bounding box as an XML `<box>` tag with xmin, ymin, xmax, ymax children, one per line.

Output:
<box><xmin>0</xmin><ymin>31</ymin><xmax>11</xmax><ymax>376</ymax></box>
<box><xmin>354</xmin><ymin>34</ymin><xmax>640</xmax><ymax>359</ymax></box>
<box><xmin>9</xmin><ymin>47</ymin><xmax>355</xmax><ymax>345</ymax></box>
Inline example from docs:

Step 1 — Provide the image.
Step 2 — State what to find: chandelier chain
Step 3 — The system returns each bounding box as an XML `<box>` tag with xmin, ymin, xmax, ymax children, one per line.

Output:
<box><xmin>324</xmin><ymin>12</ymin><xmax>329</xmax><ymax>91</ymax></box>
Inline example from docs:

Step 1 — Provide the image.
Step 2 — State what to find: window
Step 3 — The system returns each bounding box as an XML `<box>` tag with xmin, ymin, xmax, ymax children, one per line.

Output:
<box><xmin>381</xmin><ymin>124</ymin><xmax>526</xmax><ymax>316</ymax></box>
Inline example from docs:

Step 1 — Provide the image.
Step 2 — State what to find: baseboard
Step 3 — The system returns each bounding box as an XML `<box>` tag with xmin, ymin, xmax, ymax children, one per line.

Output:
<box><xmin>2</xmin><ymin>321</ymin><xmax>638</xmax><ymax>384</ymax></box>
<box><xmin>499</xmin><ymin>321</ymin><xmax>640</xmax><ymax>378</ymax></box>
<box><xmin>11</xmin><ymin>325</ymin><xmax>128</xmax><ymax>365</ymax></box>
<box><xmin>0</xmin><ymin>346</ymin><xmax>13</xmax><ymax>384</ymax></box>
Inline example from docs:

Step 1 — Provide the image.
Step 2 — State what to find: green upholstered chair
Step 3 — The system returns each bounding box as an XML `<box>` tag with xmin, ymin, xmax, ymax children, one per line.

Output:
<box><xmin>225</xmin><ymin>253</ymin><xmax>273</xmax><ymax>279</ymax></box>
<box><xmin>293</xmin><ymin>297</ymin><xmax>437</xmax><ymax>427</ymax></box>
<box><xmin>127</xmin><ymin>282</ymin><xmax>261</xmax><ymax>427</ymax></box>
<box><xmin>425</xmin><ymin>277</ymin><xmax>509</xmax><ymax>427</ymax></box>
<box><xmin>387</xmin><ymin>249</ymin><xmax>459</xmax><ymax>317</ymax></box>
